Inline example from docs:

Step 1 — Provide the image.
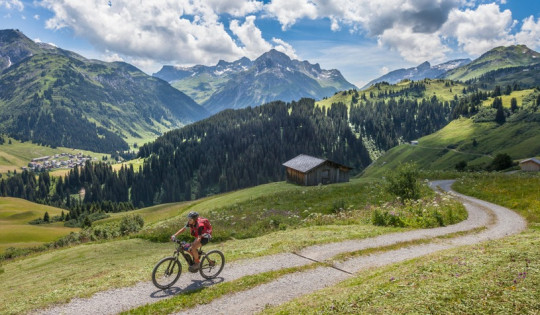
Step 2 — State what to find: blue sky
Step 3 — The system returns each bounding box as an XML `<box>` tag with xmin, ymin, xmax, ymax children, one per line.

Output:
<box><xmin>1</xmin><ymin>0</ymin><xmax>539</xmax><ymax>87</ymax></box>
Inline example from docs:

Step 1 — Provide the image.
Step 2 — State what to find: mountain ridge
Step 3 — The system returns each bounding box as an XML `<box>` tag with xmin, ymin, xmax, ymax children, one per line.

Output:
<box><xmin>0</xmin><ymin>29</ymin><xmax>209</xmax><ymax>153</ymax></box>
<box><xmin>362</xmin><ymin>59</ymin><xmax>471</xmax><ymax>89</ymax></box>
<box><xmin>154</xmin><ymin>49</ymin><xmax>357</xmax><ymax>113</ymax></box>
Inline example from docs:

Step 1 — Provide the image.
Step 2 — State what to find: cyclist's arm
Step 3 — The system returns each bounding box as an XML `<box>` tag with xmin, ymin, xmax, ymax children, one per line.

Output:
<box><xmin>172</xmin><ymin>227</ymin><xmax>186</xmax><ymax>238</ymax></box>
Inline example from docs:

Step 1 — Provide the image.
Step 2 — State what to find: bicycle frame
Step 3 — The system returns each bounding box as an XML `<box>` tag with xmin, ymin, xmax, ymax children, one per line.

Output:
<box><xmin>174</xmin><ymin>240</ymin><xmax>204</xmax><ymax>267</ymax></box>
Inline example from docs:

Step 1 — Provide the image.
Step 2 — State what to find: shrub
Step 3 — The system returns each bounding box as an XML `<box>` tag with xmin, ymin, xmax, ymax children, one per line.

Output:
<box><xmin>119</xmin><ymin>214</ymin><xmax>144</xmax><ymax>235</ymax></box>
<box><xmin>488</xmin><ymin>153</ymin><xmax>514</xmax><ymax>171</ymax></box>
<box><xmin>385</xmin><ymin>163</ymin><xmax>421</xmax><ymax>201</ymax></box>
<box><xmin>370</xmin><ymin>195</ymin><xmax>467</xmax><ymax>228</ymax></box>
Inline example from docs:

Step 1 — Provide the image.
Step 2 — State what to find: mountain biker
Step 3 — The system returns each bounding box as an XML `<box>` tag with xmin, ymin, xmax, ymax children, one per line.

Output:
<box><xmin>171</xmin><ymin>211</ymin><xmax>212</xmax><ymax>272</ymax></box>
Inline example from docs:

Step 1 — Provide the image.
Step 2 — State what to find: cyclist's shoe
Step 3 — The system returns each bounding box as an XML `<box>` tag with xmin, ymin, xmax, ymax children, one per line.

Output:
<box><xmin>188</xmin><ymin>262</ymin><xmax>200</xmax><ymax>272</ymax></box>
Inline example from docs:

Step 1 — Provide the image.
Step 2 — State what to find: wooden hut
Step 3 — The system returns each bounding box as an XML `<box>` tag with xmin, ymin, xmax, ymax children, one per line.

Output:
<box><xmin>282</xmin><ymin>154</ymin><xmax>352</xmax><ymax>186</ymax></box>
<box><xmin>519</xmin><ymin>158</ymin><xmax>540</xmax><ymax>172</ymax></box>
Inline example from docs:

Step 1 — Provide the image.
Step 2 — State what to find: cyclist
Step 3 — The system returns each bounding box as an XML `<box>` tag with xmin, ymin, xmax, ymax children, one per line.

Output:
<box><xmin>171</xmin><ymin>211</ymin><xmax>212</xmax><ymax>272</ymax></box>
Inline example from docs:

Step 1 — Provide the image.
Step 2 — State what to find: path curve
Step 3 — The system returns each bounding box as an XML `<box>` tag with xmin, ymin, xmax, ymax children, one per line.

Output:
<box><xmin>38</xmin><ymin>180</ymin><xmax>526</xmax><ymax>315</ymax></box>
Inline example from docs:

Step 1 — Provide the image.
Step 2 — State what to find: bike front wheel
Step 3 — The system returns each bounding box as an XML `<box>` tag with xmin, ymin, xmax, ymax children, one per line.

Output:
<box><xmin>152</xmin><ymin>257</ymin><xmax>182</xmax><ymax>289</ymax></box>
<box><xmin>199</xmin><ymin>250</ymin><xmax>225</xmax><ymax>279</ymax></box>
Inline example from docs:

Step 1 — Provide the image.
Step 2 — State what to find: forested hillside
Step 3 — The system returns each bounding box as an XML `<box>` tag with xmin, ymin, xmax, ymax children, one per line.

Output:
<box><xmin>133</xmin><ymin>99</ymin><xmax>370</xmax><ymax>205</ymax></box>
<box><xmin>0</xmin><ymin>29</ymin><xmax>208</xmax><ymax>153</ymax></box>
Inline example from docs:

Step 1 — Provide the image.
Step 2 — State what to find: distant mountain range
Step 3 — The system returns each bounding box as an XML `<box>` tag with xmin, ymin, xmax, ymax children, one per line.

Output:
<box><xmin>154</xmin><ymin>49</ymin><xmax>357</xmax><ymax>113</ymax></box>
<box><xmin>362</xmin><ymin>59</ymin><xmax>471</xmax><ymax>89</ymax></box>
<box><xmin>0</xmin><ymin>29</ymin><xmax>208</xmax><ymax>153</ymax></box>
<box><xmin>364</xmin><ymin>45</ymin><xmax>540</xmax><ymax>89</ymax></box>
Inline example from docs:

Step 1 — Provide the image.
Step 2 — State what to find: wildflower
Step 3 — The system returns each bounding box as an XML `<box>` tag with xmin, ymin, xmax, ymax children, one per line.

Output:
<box><xmin>390</xmin><ymin>277</ymin><xmax>395</xmax><ymax>282</ymax></box>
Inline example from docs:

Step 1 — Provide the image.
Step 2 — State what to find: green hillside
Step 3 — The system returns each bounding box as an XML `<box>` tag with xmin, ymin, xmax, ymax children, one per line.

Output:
<box><xmin>444</xmin><ymin>45</ymin><xmax>540</xmax><ymax>81</ymax></box>
<box><xmin>0</xmin><ymin>197</ymin><xmax>77</xmax><ymax>253</ymax></box>
<box><xmin>363</xmin><ymin>117</ymin><xmax>540</xmax><ymax>178</ymax></box>
<box><xmin>171</xmin><ymin>73</ymin><xmax>230</xmax><ymax>104</ymax></box>
<box><xmin>317</xmin><ymin>79</ymin><xmax>469</xmax><ymax>109</ymax></box>
<box><xmin>0</xmin><ymin>29</ymin><xmax>208</xmax><ymax>153</ymax></box>
<box><xmin>0</xmin><ymin>136</ymin><xmax>110</xmax><ymax>174</ymax></box>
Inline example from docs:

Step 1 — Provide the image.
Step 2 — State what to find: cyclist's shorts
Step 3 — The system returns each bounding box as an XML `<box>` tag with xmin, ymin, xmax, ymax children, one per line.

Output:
<box><xmin>201</xmin><ymin>237</ymin><xmax>210</xmax><ymax>246</ymax></box>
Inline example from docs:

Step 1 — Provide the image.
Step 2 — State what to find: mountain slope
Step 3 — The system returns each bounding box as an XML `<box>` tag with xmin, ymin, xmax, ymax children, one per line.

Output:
<box><xmin>363</xmin><ymin>90</ymin><xmax>540</xmax><ymax>177</ymax></box>
<box><xmin>0</xmin><ymin>29</ymin><xmax>209</xmax><ymax>153</ymax></box>
<box><xmin>444</xmin><ymin>45</ymin><xmax>540</xmax><ymax>81</ymax></box>
<box><xmin>155</xmin><ymin>49</ymin><xmax>357</xmax><ymax>113</ymax></box>
<box><xmin>362</xmin><ymin>59</ymin><xmax>471</xmax><ymax>89</ymax></box>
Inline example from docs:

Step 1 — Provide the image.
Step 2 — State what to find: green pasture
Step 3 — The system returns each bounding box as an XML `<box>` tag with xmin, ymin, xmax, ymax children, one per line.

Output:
<box><xmin>363</xmin><ymin>118</ymin><xmax>540</xmax><ymax>177</ymax></box>
<box><xmin>481</xmin><ymin>89</ymin><xmax>535</xmax><ymax>108</ymax></box>
<box><xmin>0</xmin><ymin>197</ymin><xmax>78</xmax><ymax>253</ymax></box>
<box><xmin>0</xmin><ymin>136</ymin><xmax>110</xmax><ymax>174</ymax></box>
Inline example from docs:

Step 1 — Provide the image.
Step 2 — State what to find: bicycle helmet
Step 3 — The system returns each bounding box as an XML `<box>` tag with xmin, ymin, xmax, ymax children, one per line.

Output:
<box><xmin>187</xmin><ymin>211</ymin><xmax>199</xmax><ymax>220</ymax></box>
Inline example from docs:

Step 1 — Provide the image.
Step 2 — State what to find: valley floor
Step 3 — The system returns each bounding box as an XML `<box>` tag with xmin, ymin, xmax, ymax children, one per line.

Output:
<box><xmin>35</xmin><ymin>180</ymin><xmax>526</xmax><ymax>314</ymax></box>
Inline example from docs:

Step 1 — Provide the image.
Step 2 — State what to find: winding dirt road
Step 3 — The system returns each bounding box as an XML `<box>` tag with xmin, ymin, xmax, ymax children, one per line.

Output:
<box><xmin>38</xmin><ymin>180</ymin><xmax>526</xmax><ymax>315</ymax></box>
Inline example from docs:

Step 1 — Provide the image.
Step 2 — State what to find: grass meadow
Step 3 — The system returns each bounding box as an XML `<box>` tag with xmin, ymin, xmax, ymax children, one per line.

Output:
<box><xmin>0</xmin><ymin>136</ymin><xmax>111</xmax><ymax>174</ymax></box>
<box><xmin>0</xmin><ymin>177</ymin><xmax>465</xmax><ymax>314</ymax></box>
<box><xmin>362</xmin><ymin>118</ymin><xmax>540</xmax><ymax>178</ymax></box>
<box><xmin>0</xmin><ymin>197</ymin><xmax>78</xmax><ymax>253</ymax></box>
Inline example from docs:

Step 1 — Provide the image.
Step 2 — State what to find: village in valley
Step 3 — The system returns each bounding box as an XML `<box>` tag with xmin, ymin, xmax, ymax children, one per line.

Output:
<box><xmin>23</xmin><ymin>152</ymin><xmax>96</xmax><ymax>172</ymax></box>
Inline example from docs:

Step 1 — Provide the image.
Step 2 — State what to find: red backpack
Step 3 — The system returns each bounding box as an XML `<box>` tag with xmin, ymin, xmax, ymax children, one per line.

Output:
<box><xmin>198</xmin><ymin>217</ymin><xmax>212</xmax><ymax>236</ymax></box>
<box><xmin>189</xmin><ymin>217</ymin><xmax>212</xmax><ymax>237</ymax></box>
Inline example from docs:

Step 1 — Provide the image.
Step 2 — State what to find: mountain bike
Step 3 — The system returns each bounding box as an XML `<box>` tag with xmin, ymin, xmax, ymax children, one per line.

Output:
<box><xmin>152</xmin><ymin>239</ymin><xmax>225</xmax><ymax>290</ymax></box>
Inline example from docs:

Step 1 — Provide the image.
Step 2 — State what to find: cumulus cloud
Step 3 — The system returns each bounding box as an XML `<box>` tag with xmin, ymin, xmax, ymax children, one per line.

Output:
<box><xmin>102</xmin><ymin>52</ymin><xmax>124</xmax><ymax>63</ymax></box>
<box><xmin>0</xmin><ymin>0</ymin><xmax>23</xmax><ymax>11</ymax></box>
<box><xmin>515</xmin><ymin>16</ymin><xmax>540</xmax><ymax>50</ymax></box>
<box><xmin>264</xmin><ymin>0</ymin><xmax>318</xmax><ymax>30</ymax></box>
<box><xmin>230</xmin><ymin>15</ymin><xmax>272</xmax><ymax>58</ymax></box>
<box><xmin>206</xmin><ymin>0</ymin><xmax>262</xmax><ymax>16</ymax></box>
<box><xmin>441</xmin><ymin>3</ymin><xmax>514</xmax><ymax>55</ymax></box>
<box><xmin>265</xmin><ymin>0</ymin><xmax>537</xmax><ymax>62</ymax></box>
<box><xmin>264</xmin><ymin>0</ymin><xmax>461</xmax><ymax>63</ymax></box>
<box><xmin>271</xmin><ymin>38</ymin><xmax>298</xmax><ymax>59</ymax></box>
<box><xmin>40</xmin><ymin>0</ymin><xmax>298</xmax><ymax>70</ymax></box>
<box><xmin>41</xmin><ymin>0</ymin><xmax>246</xmax><ymax>65</ymax></box>
<box><xmin>378</xmin><ymin>26</ymin><xmax>450</xmax><ymax>63</ymax></box>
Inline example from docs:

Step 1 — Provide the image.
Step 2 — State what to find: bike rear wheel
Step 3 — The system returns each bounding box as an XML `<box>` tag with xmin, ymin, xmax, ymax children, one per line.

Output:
<box><xmin>199</xmin><ymin>250</ymin><xmax>225</xmax><ymax>279</ymax></box>
<box><xmin>152</xmin><ymin>257</ymin><xmax>182</xmax><ymax>289</ymax></box>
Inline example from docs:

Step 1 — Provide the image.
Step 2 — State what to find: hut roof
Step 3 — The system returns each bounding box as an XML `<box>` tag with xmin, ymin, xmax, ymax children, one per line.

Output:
<box><xmin>520</xmin><ymin>157</ymin><xmax>540</xmax><ymax>165</ymax></box>
<box><xmin>282</xmin><ymin>154</ymin><xmax>351</xmax><ymax>173</ymax></box>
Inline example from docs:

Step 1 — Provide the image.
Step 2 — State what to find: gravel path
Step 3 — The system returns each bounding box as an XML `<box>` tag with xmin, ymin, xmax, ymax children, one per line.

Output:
<box><xmin>37</xmin><ymin>180</ymin><xmax>526</xmax><ymax>315</ymax></box>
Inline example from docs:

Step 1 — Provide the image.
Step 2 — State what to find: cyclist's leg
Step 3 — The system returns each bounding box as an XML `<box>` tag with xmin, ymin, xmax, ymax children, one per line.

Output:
<box><xmin>190</xmin><ymin>238</ymin><xmax>202</xmax><ymax>263</ymax></box>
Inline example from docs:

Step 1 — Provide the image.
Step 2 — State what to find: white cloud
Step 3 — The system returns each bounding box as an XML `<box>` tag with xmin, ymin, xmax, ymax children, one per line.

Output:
<box><xmin>441</xmin><ymin>3</ymin><xmax>514</xmax><ymax>55</ymax></box>
<box><xmin>265</xmin><ymin>0</ymin><xmax>461</xmax><ymax>64</ymax></box>
<box><xmin>0</xmin><ymin>0</ymin><xmax>23</xmax><ymax>11</ymax></box>
<box><xmin>378</xmin><ymin>26</ymin><xmax>450</xmax><ymax>63</ymax></box>
<box><xmin>271</xmin><ymin>38</ymin><xmax>298</xmax><ymax>59</ymax></box>
<box><xmin>515</xmin><ymin>16</ymin><xmax>540</xmax><ymax>50</ymax></box>
<box><xmin>230</xmin><ymin>15</ymin><xmax>272</xmax><ymax>58</ymax></box>
<box><xmin>380</xmin><ymin>66</ymin><xmax>389</xmax><ymax>75</ymax></box>
<box><xmin>33</xmin><ymin>14</ymin><xmax>39</xmax><ymax>20</ymax></box>
<box><xmin>102</xmin><ymin>52</ymin><xmax>124</xmax><ymax>62</ymax></box>
<box><xmin>40</xmin><ymin>0</ymin><xmax>297</xmax><ymax>70</ymax></box>
<box><xmin>264</xmin><ymin>0</ymin><xmax>318</xmax><ymax>30</ymax></box>
<box><xmin>206</xmin><ymin>0</ymin><xmax>262</xmax><ymax>16</ymax></box>
<box><xmin>41</xmin><ymin>0</ymin><xmax>248</xmax><ymax>65</ymax></box>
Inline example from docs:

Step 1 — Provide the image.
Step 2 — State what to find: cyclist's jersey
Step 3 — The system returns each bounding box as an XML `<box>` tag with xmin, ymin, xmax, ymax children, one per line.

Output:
<box><xmin>185</xmin><ymin>217</ymin><xmax>212</xmax><ymax>238</ymax></box>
